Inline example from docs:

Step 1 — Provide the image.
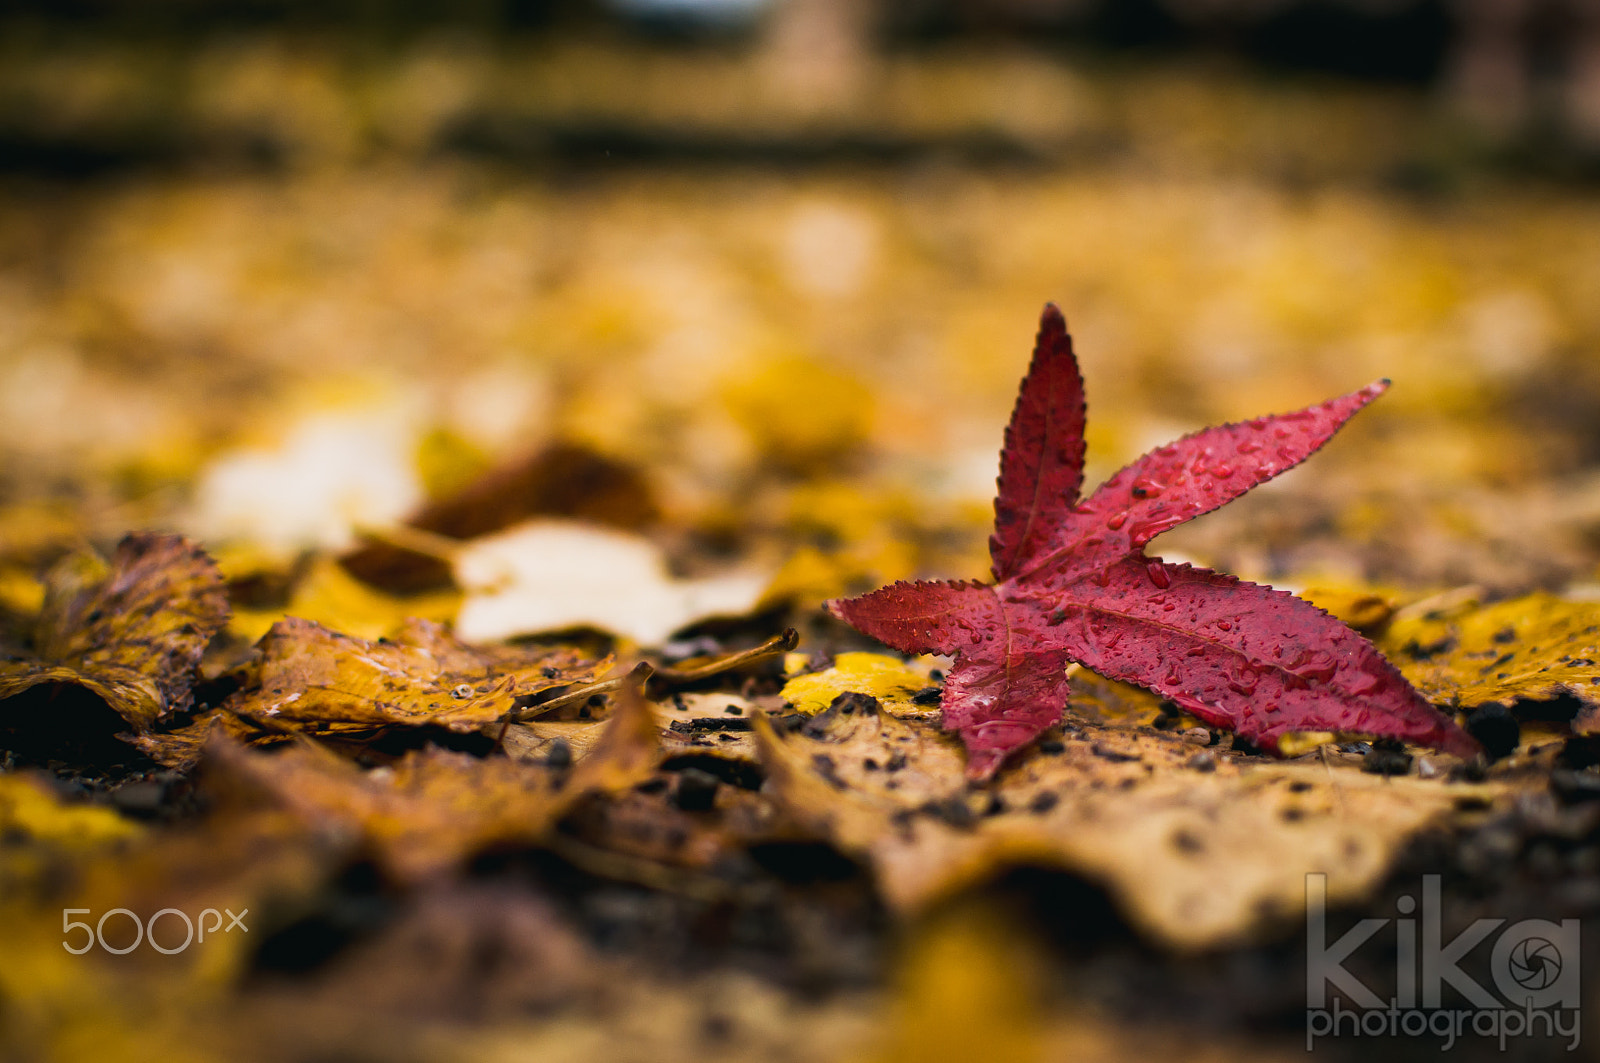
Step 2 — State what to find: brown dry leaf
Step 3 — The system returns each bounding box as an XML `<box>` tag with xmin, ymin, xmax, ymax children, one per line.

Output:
<box><xmin>434</xmin><ymin>970</ymin><xmax>879</xmax><ymax>1063</ymax></box>
<box><xmin>208</xmin><ymin>677</ymin><xmax>661</xmax><ymax>882</ymax></box>
<box><xmin>0</xmin><ymin>533</ymin><xmax>228</xmax><ymax>732</ymax></box>
<box><xmin>502</xmin><ymin>687</ymin><xmax>670</xmax><ymax>761</ymax></box>
<box><xmin>221</xmin><ymin>616</ymin><xmax>611</xmax><ymax>739</ymax></box>
<box><xmin>1380</xmin><ymin>592</ymin><xmax>1600</xmax><ymax>719</ymax></box>
<box><xmin>654</xmin><ymin>691</ymin><xmax>766</xmax><ymax>766</ymax></box>
<box><xmin>558</xmin><ymin>782</ymin><xmax>780</xmax><ymax>885</ymax></box>
<box><xmin>565</xmin><ymin>674</ymin><xmax>665</xmax><ymax>792</ymax></box>
<box><xmin>754</xmin><ymin>698</ymin><xmax>1513</xmax><ymax>951</ymax></box>
<box><xmin>500</xmin><ymin>715</ymin><xmax>616</xmax><ymax>765</ymax></box>
<box><xmin>507</xmin><ymin>689</ymin><xmax>767</xmax><ymax>781</ymax></box>
<box><xmin>506</xmin><ymin>690</ymin><xmax>777</xmax><ymax>884</ymax></box>
<box><xmin>129</xmin><ymin>707</ymin><xmax>277</xmax><ymax>771</ymax></box>
<box><xmin>649</xmin><ymin>628</ymin><xmax>798</xmax><ymax>686</ymax></box>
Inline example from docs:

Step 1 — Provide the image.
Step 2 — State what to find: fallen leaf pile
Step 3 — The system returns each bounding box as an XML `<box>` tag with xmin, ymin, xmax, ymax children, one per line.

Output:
<box><xmin>208</xmin><ymin>678</ymin><xmax>660</xmax><ymax>883</ymax></box>
<box><xmin>4</xmin><ymin>29</ymin><xmax>1600</xmax><ymax>1063</ymax></box>
<box><xmin>2</xmin><ymin>491</ymin><xmax>1594</xmax><ymax>1061</ymax></box>
<box><xmin>137</xmin><ymin>614</ymin><xmax>613</xmax><ymax>769</ymax></box>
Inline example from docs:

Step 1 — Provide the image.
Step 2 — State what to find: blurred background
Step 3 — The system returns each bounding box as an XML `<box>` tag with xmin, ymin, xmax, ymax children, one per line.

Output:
<box><xmin>3</xmin><ymin>0</ymin><xmax>1600</xmax><ymax>607</ymax></box>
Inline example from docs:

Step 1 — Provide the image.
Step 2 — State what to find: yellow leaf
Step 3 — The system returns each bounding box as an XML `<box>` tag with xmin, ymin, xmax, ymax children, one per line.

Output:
<box><xmin>1275</xmin><ymin>731</ymin><xmax>1337</xmax><ymax>757</ymax></box>
<box><xmin>1380</xmin><ymin>592</ymin><xmax>1600</xmax><ymax>712</ymax></box>
<box><xmin>223</xmin><ymin>616</ymin><xmax>611</xmax><ymax>739</ymax></box>
<box><xmin>781</xmin><ymin>652</ymin><xmax>935</xmax><ymax>714</ymax></box>
<box><xmin>230</xmin><ymin>554</ymin><xmax>458</xmax><ymax>644</ymax></box>
<box><xmin>1296</xmin><ymin>583</ymin><xmax>1398</xmax><ymax>631</ymax></box>
<box><xmin>0</xmin><ymin>564</ymin><xmax>45</xmax><ymax>619</ymax></box>
<box><xmin>454</xmin><ymin>520</ymin><xmax>767</xmax><ymax>646</ymax></box>
<box><xmin>719</xmin><ymin>353</ymin><xmax>874</xmax><ymax>472</ymax></box>
<box><xmin>413</xmin><ymin>424</ymin><xmax>492</xmax><ymax>498</ymax></box>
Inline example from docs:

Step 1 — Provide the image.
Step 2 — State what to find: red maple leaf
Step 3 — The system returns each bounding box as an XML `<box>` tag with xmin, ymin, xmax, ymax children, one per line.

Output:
<box><xmin>829</xmin><ymin>305</ymin><xmax>1479</xmax><ymax>780</ymax></box>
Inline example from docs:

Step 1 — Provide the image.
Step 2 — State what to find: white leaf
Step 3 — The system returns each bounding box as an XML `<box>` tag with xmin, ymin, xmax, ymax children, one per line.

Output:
<box><xmin>454</xmin><ymin>520</ymin><xmax>768</xmax><ymax>646</ymax></box>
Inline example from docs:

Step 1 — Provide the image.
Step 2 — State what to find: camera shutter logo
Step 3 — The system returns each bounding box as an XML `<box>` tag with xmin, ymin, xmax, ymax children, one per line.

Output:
<box><xmin>1509</xmin><ymin>937</ymin><xmax>1562</xmax><ymax>992</ymax></box>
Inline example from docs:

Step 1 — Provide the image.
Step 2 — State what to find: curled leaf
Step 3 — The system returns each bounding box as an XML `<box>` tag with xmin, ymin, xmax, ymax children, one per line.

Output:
<box><xmin>0</xmin><ymin>533</ymin><xmax>228</xmax><ymax>744</ymax></box>
<box><xmin>222</xmin><ymin>616</ymin><xmax>611</xmax><ymax>738</ymax></box>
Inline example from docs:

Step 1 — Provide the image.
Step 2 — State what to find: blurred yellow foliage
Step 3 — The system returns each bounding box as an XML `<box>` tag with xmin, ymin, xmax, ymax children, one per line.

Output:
<box><xmin>0</xmin><ymin>772</ymin><xmax>141</xmax><ymax>851</ymax></box>
<box><xmin>720</xmin><ymin>353</ymin><xmax>875</xmax><ymax>472</ymax></box>
<box><xmin>229</xmin><ymin>556</ymin><xmax>458</xmax><ymax>645</ymax></box>
<box><xmin>1297</xmin><ymin>584</ymin><xmax>1399</xmax><ymax>631</ymax></box>
<box><xmin>868</xmin><ymin>905</ymin><xmax>1044</xmax><ymax>1063</ymax></box>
